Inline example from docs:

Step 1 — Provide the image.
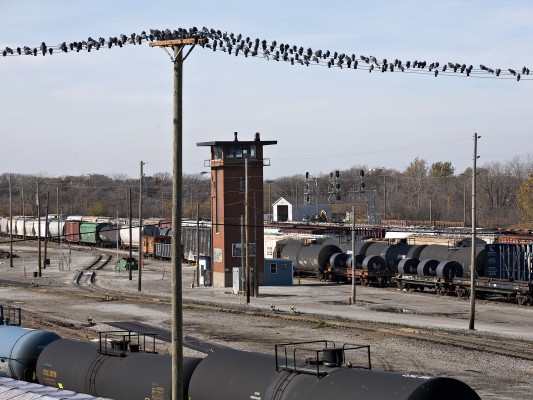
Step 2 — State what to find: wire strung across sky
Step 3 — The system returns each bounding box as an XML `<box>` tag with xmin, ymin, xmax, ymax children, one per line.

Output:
<box><xmin>1</xmin><ymin>26</ymin><xmax>530</xmax><ymax>82</ymax></box>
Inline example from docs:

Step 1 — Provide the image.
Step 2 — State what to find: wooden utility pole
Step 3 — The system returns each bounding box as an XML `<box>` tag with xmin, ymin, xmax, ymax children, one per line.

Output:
<box><xmin>254</xmin><ymin>194</ymin><xmax>258</xmax><ymax>297</ymax></box>
<box><xmin>150</xmin><ymin>36</ymin><xmax>205</xmax><ymax>400</ymax></box>
<box><xmin>22</xmin><ymin>186</ymin><xmax>25</xmax><ymax>242</ymax></box>
<box><xmin>43</xmin><ymin>192</ymin><xmax>49</xmax><ymax>270</ymax></box>
<box><xmin>139</xmin><ymin>160</ymin><xmax>144</xmax><ymax>292</ymax></box>
<box><xmin>9</xmin><ymin>174</ymin><xmax>13</xmax><ymax>268</ymax></box>
<box><xmin>351</xmin><ymin>205</ymin><xmax>356</xmax><ymax>304</ymax></box>
<box><xmin>37</xmin><ymin>182</ymin><xmax>41</xmax><ymax>277</ymax></box>
<box><xmin>382</xmin><ymin>175</ymin><xmax>387</xmax><ymax>221</ymax></box>
<box><xmin>469</xmin><ymin>133</ymin><xmax>479</xmax><ymax>330</ymax></box>
<box><xmin>195</xmin><ymin>201</ymin><xmax>200</xmax><ymax>287</ymax></box>
<box><xmin>128</xmin><ymin>188</ymin><xmax>133</xmax><ymax>281</ymax></box>
<box><xmin>245</xmin><ymin>157</ymin><xmax>250</xmax><ymax>304</ymax></box>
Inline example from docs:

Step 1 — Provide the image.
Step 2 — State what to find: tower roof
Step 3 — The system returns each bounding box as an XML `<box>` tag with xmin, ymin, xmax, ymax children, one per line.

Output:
<box><xmin>197</xmin><ymin>131</ymin><xmax>277</xmax><ymax>147</ymax></box>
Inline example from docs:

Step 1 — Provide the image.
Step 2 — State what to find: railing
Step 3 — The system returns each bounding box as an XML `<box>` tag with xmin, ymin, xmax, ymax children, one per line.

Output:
<box><xmin>274</xmin><ymin>340</ymin><xmax>371</xmax><ymax>378</ymax></box>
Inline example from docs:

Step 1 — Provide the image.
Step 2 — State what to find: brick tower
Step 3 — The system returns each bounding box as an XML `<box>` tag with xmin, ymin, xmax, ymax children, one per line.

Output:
<box><xmin>197</xmin><ymin>132</ymin><xmax>277</xmax><ymax>288</ymax></box>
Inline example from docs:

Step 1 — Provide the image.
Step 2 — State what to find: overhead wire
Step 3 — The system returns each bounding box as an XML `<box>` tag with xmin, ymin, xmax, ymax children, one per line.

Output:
<box><xmin>1</xmin><ymin>26</ymin><xmax>531</xmax><ymax>82</ymax></box>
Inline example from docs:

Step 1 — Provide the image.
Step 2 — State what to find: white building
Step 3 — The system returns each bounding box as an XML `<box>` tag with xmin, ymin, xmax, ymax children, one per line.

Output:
<box><xmin>271</xmin><ymin>197</ymin><xmax>332</xmax><ymax>222</ymax></box>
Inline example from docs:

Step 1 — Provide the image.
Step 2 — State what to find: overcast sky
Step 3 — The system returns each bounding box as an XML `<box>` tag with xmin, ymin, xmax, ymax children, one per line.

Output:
<box><xmin>1</xmin><ymin>1</ymin><xmax>533</xmax><ymax>180</ymax></box>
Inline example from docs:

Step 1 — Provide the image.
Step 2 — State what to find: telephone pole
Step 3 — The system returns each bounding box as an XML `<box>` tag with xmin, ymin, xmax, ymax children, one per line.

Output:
<box><xmin>150</xmin><ymin>37</ymin><xmax>205</xmax><ymax>400</ymax></box>
<box><xmin>139</xmin><ymin>160</ymin><xmax>145</xmax><ymax>292</ymax></box>
<box><xmin>37</xmin><ymin>182</ymin><xmax>41</xmax><ymax>277</ymax></box>
<box><xmin>9</xmin><ymin>174</ymin><xmax>13</xmax><ymax>268</ymax></box>
<box><xmin>469</xmin><ymin>133</ymin><xmax>480</xmax><ymax>330</ymax></box>
<box><xmin>351</xmin><ymin>205</ymin><xmax>356</xmax><ymax>304</ymax></box>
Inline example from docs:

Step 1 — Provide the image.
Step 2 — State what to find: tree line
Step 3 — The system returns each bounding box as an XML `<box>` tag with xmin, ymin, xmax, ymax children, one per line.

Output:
<box><xmin>1</xmin><ymin>154</ymin><xmax>532</xmax><ymax>228</ymax></box>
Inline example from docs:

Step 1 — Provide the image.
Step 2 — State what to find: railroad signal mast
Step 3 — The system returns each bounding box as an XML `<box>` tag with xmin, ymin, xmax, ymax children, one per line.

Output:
<box><xmin>355</xmin><ymin>169</ymin><xmax>380</xmax><ymax>225</ymax></box>
<box><xmin>328</xmin><ymin>170</ymin><xmax>342</xmax><ymax>203</ymax></box>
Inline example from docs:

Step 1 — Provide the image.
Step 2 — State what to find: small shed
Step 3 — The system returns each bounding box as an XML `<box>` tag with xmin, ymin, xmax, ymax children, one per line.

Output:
<box><xmin>263</xmin><ymin>259</ymin><xmax>293</xmax><ymax>286</ymax></box>
<box><xmin>116</xmin><ymin>257</ymin><xmax>138</xmax><ymax>272</ymax></box>
<box><xmin>272</xmin><ymin>197</ymin><xmax>332</xmax><ymax>222</ymax></box>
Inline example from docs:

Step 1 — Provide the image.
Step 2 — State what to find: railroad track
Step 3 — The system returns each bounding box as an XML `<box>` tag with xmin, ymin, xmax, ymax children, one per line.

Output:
<box><xmin>5</xmin><ymin>245</ymin><xmax>531</xmax><ymax>364</ymax></box>
<box><xmin>74</xmin><ymin>254</ymin><xmax>115</xmax><ymax>298</ymax></box>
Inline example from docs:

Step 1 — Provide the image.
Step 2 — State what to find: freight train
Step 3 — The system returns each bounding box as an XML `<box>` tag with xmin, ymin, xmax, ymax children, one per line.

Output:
<box><xmin>277</xmin><ymin>238</ymin><xmax>430</xmax><ymax>286</ymax></box>
<box><xmin>0</xmin><ymin>324</ymin><xmax>481</xmax><ymax>400</ymax></box>
<box><xmin>0</xmin><ymin>216</ymin><xmax>211</xmax><ymax>263</ymax></box>
<box><xmin>279</xmin><ymin>238</ymin><xmax>533</xmax><ymax>305</ymax></box>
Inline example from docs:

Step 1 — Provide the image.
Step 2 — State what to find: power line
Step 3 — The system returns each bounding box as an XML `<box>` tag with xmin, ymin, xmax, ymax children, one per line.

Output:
<box><xmin>2</xmin><ymin>26</ymin><xmax>531</xmax><ymax>82</ymax></box>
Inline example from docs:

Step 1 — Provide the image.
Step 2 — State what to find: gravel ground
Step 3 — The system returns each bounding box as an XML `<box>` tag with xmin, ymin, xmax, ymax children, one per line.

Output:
<box><xmin>0</xmin><ymin>244</ymin><xmax>532</xmax><ymax>399</ymax></box>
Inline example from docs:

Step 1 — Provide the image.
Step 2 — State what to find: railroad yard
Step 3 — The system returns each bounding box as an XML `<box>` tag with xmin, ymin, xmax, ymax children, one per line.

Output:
<box><xmin>0</xmin><ymin>242</ymin><xmax>531</xmax><ymax>399</ymax></box>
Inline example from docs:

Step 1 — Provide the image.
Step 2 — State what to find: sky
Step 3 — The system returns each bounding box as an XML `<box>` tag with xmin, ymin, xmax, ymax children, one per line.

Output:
<box><xmin>1</xmin><ymin>1</ymin><xmax>533</xmax><ymax>181</ymax></box>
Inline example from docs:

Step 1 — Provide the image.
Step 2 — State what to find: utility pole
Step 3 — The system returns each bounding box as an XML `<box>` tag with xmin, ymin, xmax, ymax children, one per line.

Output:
<box><xmin>383</xmin><ymin>175</ymin><xmax>387</xmax><ymax>221</ymax></box>
<box><xmin>128</xmin><ymin>188</ymin><xmax>133</xmax><ymax>281</ymax></box>
<box><xmin>150</xmin><ymin>37</ymin><xmax>204</xmax><ymax>400</ymax></box>
<box><xmin>266</xmin><ymin>180</ymin><xmax>273</xmax><ymax>222</ymax></box>
<box><xmin>469</xmin><ymin>133</ymin><xmax>480</xmax><ymax>330</ymax></box>
<box><xmin>9</xmin><ymin>175</ymin><xmax>13</xmax><ymax>268</ymax></box>
<box><xmin>463</xmin><ymin>180</ymin><xmax>467</xmax><ymax>227</ymax></box>
<box><xmin>241</xmin><ymin>215</ymin><xmax>245</xmax><ymax>294</ymax></box>
<box><xmin>37</xmin><ymin>182</ymin><xmax>41</xmax><ymax>277</ymax></box>
<box><xmin>315</xmin><ymin>178</ymin><xmax>319</xmax><ymax>219</ymax></box>
<box><xmin>139</xmin><ymin>160</ymin><xmax>145</xmax><ymax>292</ymax></box>
<box><xmin>254</xmin><ymin>194</ymin><xmax>258</xmax><ymax>297</ymax></box>
<box><xmin>245</xmin><ymin>157</ymin><xmax>250</xmax><ymax>304</ymax></box>
<box><xmin>22</xmin><ymin>186</ymin><xmax>25</xmax><ymax>242</ymax></box>
<box><xmin>195</xmin><ymin>201</ymin><xmax>200</xmax><ymax>288</ymax></box>
<box><xmin>295</xmin><ymin>183</ymin><xmax>298</xmax><ymax>221</ymax></box>
<box><xmin>43</xmin><ymin>192</ymin><xmax>49</xmax><ymax>270</ymax></box>
<box><xmin>351</xmin><ymin>205</ymin><xmax>356</xmax><ymax>304</ymax></box>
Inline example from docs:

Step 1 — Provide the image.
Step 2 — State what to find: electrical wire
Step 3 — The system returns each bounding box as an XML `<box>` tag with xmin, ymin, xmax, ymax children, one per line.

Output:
<box><xmin>1</xmin><ymin>26</ymin><xmax>531</xmax><ymax>82</ymax></box>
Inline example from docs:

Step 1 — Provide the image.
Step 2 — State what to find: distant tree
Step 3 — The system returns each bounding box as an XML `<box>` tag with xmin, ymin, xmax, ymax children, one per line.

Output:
<box><xmin>403</xmin><ymin>157</ymin><xmax>428</xmax><ymax>217</ymax></box>
<box><xmin>405</xmin><ymin>157</ymin><xmax>428</xmax><ymax>178</ymax></box>
<box><xmin>516</xmin><ymin>174</ymin><xmax>533</xmax><ymax>223</ymax></box>
<box><xmin>429</xmin><ymin>161</ymin><xmax>455</xmax><ymax>177</ymax></box>
<box><xmin>153</xmin><ymin>172</ymin><xmax>172</xmax><ymax>182</ymax></box>
<box><xmin>87</xmin><ymin>201</ymin><xmax>107</xmax><ymax>216</ymax></box>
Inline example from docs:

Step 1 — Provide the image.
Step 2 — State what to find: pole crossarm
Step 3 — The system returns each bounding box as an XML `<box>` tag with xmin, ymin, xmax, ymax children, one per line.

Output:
<box><xmin>149</xmin><ymin>38</ymin><xmax>207</xmax><ymax>47</ymax></box>
<box><xmin>150</xmin><ymin>39</ymin><xmax>205</xmax><ymax>62</ymax></box>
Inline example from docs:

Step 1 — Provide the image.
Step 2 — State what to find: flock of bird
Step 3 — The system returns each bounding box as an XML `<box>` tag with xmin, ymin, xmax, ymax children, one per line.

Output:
<box><xmin>1</xmin><ymin>26</ymin><xmax>529</xmax><ymax>81</ymax></box>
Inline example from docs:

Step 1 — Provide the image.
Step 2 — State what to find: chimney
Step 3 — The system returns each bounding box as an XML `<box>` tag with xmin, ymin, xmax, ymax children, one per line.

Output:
<box><xmin>234</xmin><ymin>132</ymin><xmax>238</xmax><ymax>142</ymax></box>
<box><xmin>254</xmin><ymin>132</ymin><xmax>260</xmax><ymax>141</ymax></box>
